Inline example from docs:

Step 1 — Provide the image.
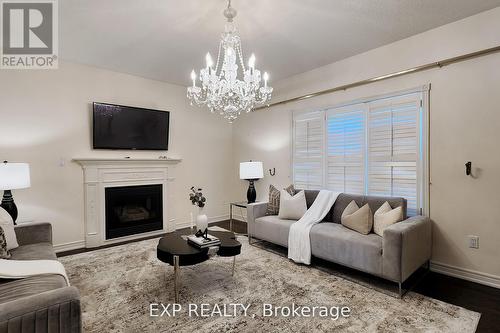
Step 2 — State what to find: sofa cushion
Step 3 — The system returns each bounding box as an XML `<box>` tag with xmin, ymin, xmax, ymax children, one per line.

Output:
<box><xmin>266</xmin><ymin>184</ymin><xmax>295</xmax><ymax>216</ymax></box>
<box><xmin>341</xmin><ymin>201</ymin><xmax>373</xmax><ymax>235</ymax></box>
<box><xmin>299</xmin><ymin>191</ymin><xmax>407</xmax><ymax>224</ymax></box>
<box><xmin>0</xmin><ymin>207</ymin><xmax>19</xmax><ymax>250</ymax></box>
<box><xmin>373</xmin><ymin>201</ymin><xmax>404</xmax><ymax>237</ymax></box>
<box><xmin>0</xmin><ymin>226</ymin><xmax>10</xmax><ymax>259</ymax></box>
<box><xmin>9</xmin><ymin>242</ymin><xmax>57</xmax><ymax>260</ymax></box>
<box><xmin>364</xmin><ymin>196</ymin><xmax>407</xmax><ymax>221</ymax></box>
<box><xmin>302</xmin><ymin>190</ymin><xmax>337</xmax><ymax>222</ymax></box>
<box><xmin>0</xmin><ymin>275</ymin><xmax>67</xmax><ymax>303</ymax></box>
<box><xmin>303</xmin><ymin>190</ymin><xmax>319</xmax><ymax>208</ymax></box>
<box><xmin>310</xmin><ymin>223</ymin><xmax>383</xmax><ymax>276</ymax></box>
<box><xmin>254</xmin><ymin>215</ymin><xmax>295</xmax><ymax>247</ymax></box>
<box><xmin>330</xmin><ymin>193</ymin><xmax>407</xmax><ymax>224</ymax></box>
<box><xmin>278</xmin><ymin>190</ymin><xmax>307</xmax><ymax>220</ymax></box>
<box><xmin>332</xmin><ymin>193</ymin><xmax>365</xmax><ymax>224</ymax></box>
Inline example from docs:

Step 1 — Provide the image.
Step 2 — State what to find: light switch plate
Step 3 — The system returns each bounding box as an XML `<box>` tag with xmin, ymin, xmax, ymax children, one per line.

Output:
<box><xmin>468</xmin><ymin>235</ymin><xmax>479</xmax><ymax>249</ymax></box>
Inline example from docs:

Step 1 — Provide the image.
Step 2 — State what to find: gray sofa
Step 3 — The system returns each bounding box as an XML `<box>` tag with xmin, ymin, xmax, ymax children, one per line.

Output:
<box><xmin>247</xmin><ymin>191</ymin><xmax>432</xmax><ymax>295</ymax></box>
<box><xmin>0</xmin><ymin>223</ymin><xmax>81</xmax><ymax>333</ymax></box>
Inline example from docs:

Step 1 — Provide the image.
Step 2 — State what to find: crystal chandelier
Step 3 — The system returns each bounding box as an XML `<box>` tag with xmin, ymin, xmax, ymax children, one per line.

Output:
<box><xmin>187</xmin><ymin>0</ymin><xmax>273</xmax><ymax>123</ymax></box>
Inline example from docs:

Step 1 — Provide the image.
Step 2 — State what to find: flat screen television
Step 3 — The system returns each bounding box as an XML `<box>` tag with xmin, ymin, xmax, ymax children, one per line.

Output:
<box><xmin>93</xmin><ymin>102</ymin><xmax>170</xmax><ymax>150</ymax></box>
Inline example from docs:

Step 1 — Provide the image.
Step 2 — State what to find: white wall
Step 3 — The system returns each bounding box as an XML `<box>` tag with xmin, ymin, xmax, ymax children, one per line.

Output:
<box><xmin>233</xmin><ymin>7</ymin><xmax>500</xmax><ymax>283</ymax></box>
<box><xmin>0</xmin><ymin>61</ymin><xmax>234</xmax><ymax>249</ymax></box>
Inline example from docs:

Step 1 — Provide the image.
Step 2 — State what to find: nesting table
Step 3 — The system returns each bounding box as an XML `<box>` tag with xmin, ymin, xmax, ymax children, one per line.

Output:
<box><xmin>156</xmin><ymin>230</ymin><xmax>241</xmax><ymax>302</ymax></box>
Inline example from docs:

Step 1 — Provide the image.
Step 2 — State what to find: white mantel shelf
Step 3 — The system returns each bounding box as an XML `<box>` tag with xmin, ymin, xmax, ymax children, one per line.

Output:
<box><xmin>73</xmin><ymin>157</ymin><xmax>182</xmax><ymax>165</ymax></box>
<box><xmin>74</xmin><ymin>157</ymin><xmax>180</xmax><ymax>248</ymax></box>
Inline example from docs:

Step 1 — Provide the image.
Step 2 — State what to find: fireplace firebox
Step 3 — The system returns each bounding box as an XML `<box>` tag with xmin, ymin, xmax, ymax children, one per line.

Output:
<box><xmin>105</xmin><ymin>184</ymin><xmax>163</xmax><ymax>239</ymax></box>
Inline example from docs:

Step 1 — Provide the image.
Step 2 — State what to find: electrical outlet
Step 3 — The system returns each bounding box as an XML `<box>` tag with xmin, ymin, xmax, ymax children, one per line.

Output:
<box><xmin>468</xmin><ymin>235</ymin><xmax>479</xmax><ymax>249</ymax></box>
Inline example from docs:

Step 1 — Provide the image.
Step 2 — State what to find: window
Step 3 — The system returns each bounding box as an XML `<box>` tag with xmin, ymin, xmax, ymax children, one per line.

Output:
<box><xmin>292</xmin><ymin>111</ymin><xmax>324</xmax><ymax>189</ymax></box>
<box><xmin>326</xmin><ymin>104</ymin><xmax>366</xmax><ymax>195</ymax></box>
<box><xmin>292</xmin><ymin>89</ymin><xmax>428</xmax><ymax>215</ymax></box>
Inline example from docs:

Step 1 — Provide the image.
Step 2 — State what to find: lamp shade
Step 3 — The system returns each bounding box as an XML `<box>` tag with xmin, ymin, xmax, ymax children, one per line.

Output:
<box><xmin>0</xmin><ymin>163</ymin><xmax>31</xmax><ymax>190</ymax></box>
<box><xmin>240</xmin><ymin>161</ymin><xmax>263</xmax><ymax>180</ymax></box>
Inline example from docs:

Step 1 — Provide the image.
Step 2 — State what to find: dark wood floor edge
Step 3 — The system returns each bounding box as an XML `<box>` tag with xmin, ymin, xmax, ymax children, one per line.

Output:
<box><xmin>209</xmin><ymin>219</ymin><xmax>245</xmax><ymax>225</ymax></box>
<box><xmin>56</xmin><ymin>219</ymin><xmax>244</xmax><ymax>257</ymax></box>
<box><xmin>473</xmin><ymin>315</ymin><xmax>482</xmax><ymax>333</ymax></box>
<box><xmin>429</xmin><ymin>263</ymin><xmax>500</xmax><ymax>291</ymax></box>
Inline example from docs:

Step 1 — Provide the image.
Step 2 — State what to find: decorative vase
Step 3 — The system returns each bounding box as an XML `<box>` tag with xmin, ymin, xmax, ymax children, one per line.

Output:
<box><xmin>195</xmin><ymin>208</ymin><xmax>208</xmax><ymax>234</ymax></box>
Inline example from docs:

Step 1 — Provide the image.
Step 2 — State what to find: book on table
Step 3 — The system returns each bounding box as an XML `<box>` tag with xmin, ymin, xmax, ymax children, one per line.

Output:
<box><xmin>187</xmin><ymin>234</ymin><xmax>221</xmax><ymax>248</ymax></box>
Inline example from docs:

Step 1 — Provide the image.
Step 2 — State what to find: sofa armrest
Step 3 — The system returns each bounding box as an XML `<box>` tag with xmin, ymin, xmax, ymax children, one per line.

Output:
<box><xmin>14</xmin><ymin>222</ymin><xmax>53</xmax><ymax>246</ymax></box>
<box><xmin>0</xmin><ymin>286</ymin><xmax>81</xmax><ymax>333</ymax></box>
<box><xmin>382</xmin><ymin>216</ymin><xmax>432</xmax><ymax>282</ymax></box>
<box><xmin>246</xmin><ymin>202</ymin><xmax>268</xmax><ymax>237</ymax></box>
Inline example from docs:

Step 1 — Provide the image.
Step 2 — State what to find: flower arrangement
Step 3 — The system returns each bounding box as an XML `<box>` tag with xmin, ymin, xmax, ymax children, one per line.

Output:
<box><xmin>189</xmin><ymin>187</ymin><xmax>206</xmax><ymax>208</ymax></box>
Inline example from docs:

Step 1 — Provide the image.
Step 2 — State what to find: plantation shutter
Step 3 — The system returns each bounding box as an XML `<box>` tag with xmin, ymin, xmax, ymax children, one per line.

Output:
<box><xmin>291</xmin><ymin>89</ymin><xmax>426</xmax><ymax>215</ymax></box>
<box><xmin>368</xmin><ymin>93</ymin><xmax>421</xmax><ymax>215</ymax></box>
<box><xmin>326</xmin><ymin>104</ymin><xmax>366</xmax><ymax>194</ymax></box>
<box><xmin>292</xmin><ymin>111</ymin><xmax>325</xmax><ymax>189</ymax></box>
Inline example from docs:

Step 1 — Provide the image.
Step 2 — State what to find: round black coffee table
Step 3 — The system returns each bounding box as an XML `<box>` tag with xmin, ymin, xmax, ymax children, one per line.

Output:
<box><xmin>157</xmin><ymin>230</ymin><xmax>241</xmax><ymax>302</ymax></box>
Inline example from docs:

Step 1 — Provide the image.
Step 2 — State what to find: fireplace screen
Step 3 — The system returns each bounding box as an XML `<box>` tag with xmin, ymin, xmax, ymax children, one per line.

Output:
<box><xmin>105</xmin><ymin>184</ymin><xmax>163</xmax><ymax>239</ymax></box>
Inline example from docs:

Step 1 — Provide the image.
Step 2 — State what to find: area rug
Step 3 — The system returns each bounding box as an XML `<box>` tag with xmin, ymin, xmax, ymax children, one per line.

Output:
<box><xmin>60</xmin><ymin>230</ymin><xmax>480</xmax><ymax>333</ymax></box>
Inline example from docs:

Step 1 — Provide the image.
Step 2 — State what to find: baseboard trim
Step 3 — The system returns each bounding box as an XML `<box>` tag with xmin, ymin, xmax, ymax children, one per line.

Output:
<box><xmin>229</xmin><ymin>213</ymin><xmax>246</xmax><ymax>222</ymax></box>
<box><xmin>55</xmin><ymin>215</ymin><xmax>234</xmax><ymax>253</ymax></box>
<box><xmin>430</xmin><ymin>261</ymin><xmax>500</xmax><ymax>289</ymax></box>
<box><xmin>175</xmin><ymin>214</ymin><xmax>232</xmax><ymax>230</ymax></box>
<box><xmin>209</xmin><ymin>214</ymin><xmax>230</xmax><ymax>223</ymax></box>
<box><xmin>54</xmin><ymin>240</ymin><xmax>86</xmax><ymax>253</ymax></box>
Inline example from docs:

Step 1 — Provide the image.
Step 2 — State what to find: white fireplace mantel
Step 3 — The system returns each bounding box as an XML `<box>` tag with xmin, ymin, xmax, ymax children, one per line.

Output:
<box><xmin>73</xmin><ymin>157</ymin><xmax>182</xmax><ymax>165</ymax></box>
<box><xmin>73</xmin><ymin>157</ymin><xmax>181</xmax><ymax>248</ymax></box>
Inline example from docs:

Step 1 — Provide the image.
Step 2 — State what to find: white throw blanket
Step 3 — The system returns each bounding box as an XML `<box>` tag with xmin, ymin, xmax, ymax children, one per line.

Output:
<box><xmin>0</xmin><ymin>259</ymin><xmax>70</xmax><ymax>285</ymax></box>
<box><xmin>288</xmin><ymin>190</ymin><xmax>340</xmax><ymax>265</ymax></box>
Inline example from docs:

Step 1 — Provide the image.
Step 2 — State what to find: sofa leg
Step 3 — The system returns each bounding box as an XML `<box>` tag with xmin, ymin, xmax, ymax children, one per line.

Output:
<box><xmin>248</xmin><ymin>234</ymin><xmax>263</xmax><ymax>246</ymax></box>
<box><xmin>397</xmin><ymin>261</ymin><xmax>430</xmax><ymax>299</ymax></box>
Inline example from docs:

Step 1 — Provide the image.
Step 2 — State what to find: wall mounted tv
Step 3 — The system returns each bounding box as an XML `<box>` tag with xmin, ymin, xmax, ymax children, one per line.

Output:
<box><xmin>93</xmin><ymin>102</ymin><xmax>170</xmax><ymax>150</ymax></box>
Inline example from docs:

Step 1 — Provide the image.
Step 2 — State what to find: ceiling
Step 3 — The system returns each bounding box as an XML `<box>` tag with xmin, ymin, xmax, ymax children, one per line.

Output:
<box><xmin>60</xmin><ymin>0</ymin><xmax>500</xmax><ymax>86</ymax></box>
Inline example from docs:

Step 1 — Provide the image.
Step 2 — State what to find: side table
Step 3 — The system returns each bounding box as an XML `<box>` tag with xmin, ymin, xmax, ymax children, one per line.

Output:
<box><xmin>229</xmin><ymin>201</ymin><xmax>251</xmax><ymax>234</ymax></box>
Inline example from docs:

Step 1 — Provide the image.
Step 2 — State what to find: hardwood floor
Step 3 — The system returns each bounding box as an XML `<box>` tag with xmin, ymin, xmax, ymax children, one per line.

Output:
<box><xmin>413</xmin><ymin>273</ymin><xmax>500</xmax><ymax>333</ymax></box>
<box><xmin>212</xmin><ymin>219</ymin><xmax>248</xmax><ymax>234</ymax></box>
<box><xmin>59</xmin><ymin>219</ymin><xmax>500</xmax><ymax>332</ymax></box>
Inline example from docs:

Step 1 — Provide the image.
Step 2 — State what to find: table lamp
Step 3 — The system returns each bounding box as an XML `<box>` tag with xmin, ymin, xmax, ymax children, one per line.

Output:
<box><xmin>0</xmin><ymin>161</ymin><xmax>31</xmax><ymax>224</ymax></box>
<box><xmin>239</xmin><ymin>161</ymin><xmax>263</xmax><ymax>203</ymax></box>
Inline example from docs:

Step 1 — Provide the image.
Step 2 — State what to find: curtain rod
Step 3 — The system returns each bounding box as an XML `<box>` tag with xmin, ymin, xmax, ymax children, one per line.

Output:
<box><xmin>254</xmin><ymin>45</ymin><xmax>500</xmax><ymax>111</ymax></box>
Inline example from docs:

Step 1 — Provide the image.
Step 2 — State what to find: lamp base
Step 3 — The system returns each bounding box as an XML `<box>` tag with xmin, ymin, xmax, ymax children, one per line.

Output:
<box><xmin>246</xmin><ymin>180</ymin><xmax>256</xmax><ymax>204</ymax></box>
<box><xmin>1</xmin><ymin>190</ymin><xmax>18</xmax><ymax>225</ymax></box>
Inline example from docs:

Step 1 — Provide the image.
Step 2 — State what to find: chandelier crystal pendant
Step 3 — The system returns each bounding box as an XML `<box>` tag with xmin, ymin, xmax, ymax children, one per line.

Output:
<box><xmin>187</xmin><ymin>0</ymin><xmax>273</xmax><ymax>123</ymax></box>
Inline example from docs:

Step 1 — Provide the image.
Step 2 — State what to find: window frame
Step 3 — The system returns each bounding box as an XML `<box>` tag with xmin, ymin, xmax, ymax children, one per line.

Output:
<box><xmin>291</xmin><ymin>85</ymin><xmax>430</xmax><ymax>216</ymax></box>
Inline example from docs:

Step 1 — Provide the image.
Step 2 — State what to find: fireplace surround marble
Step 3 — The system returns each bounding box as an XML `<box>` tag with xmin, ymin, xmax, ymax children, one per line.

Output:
<box><xmin>74</xmin><ymin>158</ymin><xmax>181</xmax><ymax>248</ymax></box>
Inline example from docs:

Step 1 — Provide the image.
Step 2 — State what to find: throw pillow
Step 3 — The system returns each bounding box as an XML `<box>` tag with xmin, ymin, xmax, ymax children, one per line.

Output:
<box><xmin>0</xmin><ymin>207</ymin><xmax>19</xmax><ymax>251</ymax></box>
<box><xmin>341</xmin><ymin>200</ymin><xmax>373</xmax><ymax>235</ymax></box>
<box><xmin>284</xmin><ymin>184</ymin><xmax>296</xmax><ymax>196</ymax></box>
<box><xmin>0</xmin><ymin>226</ymin><xmax>11</xmax><ymax>259</ymax></box>
<box><xmin>373</xmin><ymin>201</ymin><xmax>404</xmax><ymax>236</ymax></box>
<box><xmin>266</xmin><ymin>184</ymin><xmax>295</xmax><ymax>215</ymax></box>
<box><xmin>278</xmin><ymin>189</ymin><xmax>307</xmax><ymax>220</ymax></box>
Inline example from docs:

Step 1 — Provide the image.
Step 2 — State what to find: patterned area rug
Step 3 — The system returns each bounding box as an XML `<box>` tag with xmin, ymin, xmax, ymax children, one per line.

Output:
<box><xmin>60</xmin><ymin>229</ymin><xmax>480</xmax><ymax>333</ymax></box>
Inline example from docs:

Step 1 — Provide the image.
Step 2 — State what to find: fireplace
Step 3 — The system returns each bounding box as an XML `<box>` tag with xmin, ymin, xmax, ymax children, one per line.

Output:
<box><xmin>105</xmin><ymin>184</ymin><xmax>163</xmax><ymax>239</ymax></box>
<box><xmin>75</xmin><ymin>158</ymin><xmax>180</xmax><ymax>248</ymax></box>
